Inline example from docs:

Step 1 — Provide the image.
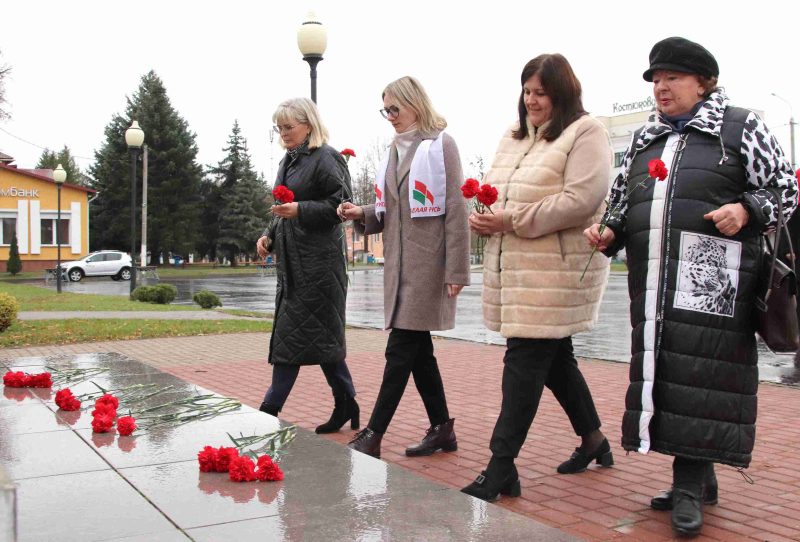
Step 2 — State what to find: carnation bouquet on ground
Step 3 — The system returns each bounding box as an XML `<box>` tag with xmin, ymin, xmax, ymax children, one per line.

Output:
<box><xmin>197</xmin><ymin>425</ymin><xmax>297</xmax><ymax>483</ymax></box>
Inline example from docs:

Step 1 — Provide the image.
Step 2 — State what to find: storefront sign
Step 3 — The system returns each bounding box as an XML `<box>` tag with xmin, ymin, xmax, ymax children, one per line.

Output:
<box><xmin>0</xmin><ymin>187</ymin><xmax>39</xmax><ymax>198</ymax></box>
<box><xmin>612</xmin><ymin>97</ymin><xmax>655</xmax><ymax>113</ymax></box>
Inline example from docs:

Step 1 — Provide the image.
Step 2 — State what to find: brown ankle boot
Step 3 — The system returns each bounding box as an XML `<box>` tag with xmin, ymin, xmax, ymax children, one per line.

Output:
<box><xmin>348</xmin><ymin>428</ymin><xmax>382</xmax><ymax>459</ymax></box>
<box><xmin>405</xmin><ymin>418</ymin><xmax>457</xmax><ymax>457</ymax></box>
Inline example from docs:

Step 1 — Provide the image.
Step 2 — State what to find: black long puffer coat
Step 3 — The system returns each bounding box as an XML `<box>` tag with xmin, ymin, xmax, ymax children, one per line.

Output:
<box><xmin>266</xmin><ymin>143</ymin><xmax>351</xmax><ymax>366</ymax></box>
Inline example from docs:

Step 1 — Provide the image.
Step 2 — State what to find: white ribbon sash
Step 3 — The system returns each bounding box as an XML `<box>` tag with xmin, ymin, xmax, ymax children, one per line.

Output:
<box><xmin>374</xmin><ymin>133</ymin><xmax>446</xmax><ymax>220</ymax></box>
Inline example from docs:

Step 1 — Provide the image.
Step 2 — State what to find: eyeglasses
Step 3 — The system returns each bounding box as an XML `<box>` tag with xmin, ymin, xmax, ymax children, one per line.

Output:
<box><xmin>379</xmin><ymin>106</ymin><xmax>400</xmax><ymax>119</ymax></box>
<box><xmin>273</xmin><ymin>124</ymin><xmax>298</xmax><ymax>134</ymax></box>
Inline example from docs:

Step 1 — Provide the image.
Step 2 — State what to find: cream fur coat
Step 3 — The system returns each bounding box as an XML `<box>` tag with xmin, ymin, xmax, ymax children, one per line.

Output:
<box><xmin>483</xmin><ymin>114</ymin><xmax>612</xmax><ymax>339</ymax></box>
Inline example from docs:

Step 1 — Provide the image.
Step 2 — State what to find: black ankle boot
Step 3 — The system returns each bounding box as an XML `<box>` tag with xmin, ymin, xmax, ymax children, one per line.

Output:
<box><xmin>461</xmin><ymin>457</ymin><xmax>521</xmax><ymax>502</ymax></box>
<box><xmin>671</xmin><ymin>458</ymin><xmax>706</xmax><ymax>537</ymax></box>
<box><xmin>259</xmin><ymin>402</ymin><xmax>280</xmax><ymax>416</ymax></box>
<box><xmin>348</xmin><ymin>428</ymin><xmax>382</xmax><ymax>459</ymax></box>
<box><xmin>651</xmin><ymin>463</ymin><xmax>718</xmax><ymax>511</ymax></box>
<box><xmin>405</xmin><ymin>418</ymin><xmax>457</xmax><ymax>457</ymax></box>
<box><xmin>557</xmin><ymin>438</ymin><xmax>614</xmax><ymax>474</ymax></box>
<box><xmin>316</xmin><ymin>395</ymin><xmax>360</xmax><ymax>434</ymax></box>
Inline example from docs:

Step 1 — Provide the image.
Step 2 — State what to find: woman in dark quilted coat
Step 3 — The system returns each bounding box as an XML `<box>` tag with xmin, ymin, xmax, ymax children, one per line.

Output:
<box><xmin>255</xmin><ymin>97</ymin><xmax>358</xmax><ymax>435</ymax></box>
<box><xmin>585</xmin><ymin>37</ymin><xmax>797</xmax><ymax>537</ymax></box>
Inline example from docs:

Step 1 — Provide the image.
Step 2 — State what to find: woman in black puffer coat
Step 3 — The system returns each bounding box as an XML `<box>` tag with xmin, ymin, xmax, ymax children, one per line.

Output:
<box><xmin>255</xmin><ymin>97</ymin><xmax>358</xmax><ymax>435</ymax></box>
<box><xmin>585</xmin><ymin>37</ymin><xmax>797</xmax><ymax>537</ymax></box>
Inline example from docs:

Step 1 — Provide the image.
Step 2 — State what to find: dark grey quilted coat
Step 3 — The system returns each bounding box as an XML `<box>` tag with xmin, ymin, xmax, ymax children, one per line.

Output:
<box><xmin>266</xmin><ymin>143</ymin><xmax>351</xmax><ymax>366</ymax></box>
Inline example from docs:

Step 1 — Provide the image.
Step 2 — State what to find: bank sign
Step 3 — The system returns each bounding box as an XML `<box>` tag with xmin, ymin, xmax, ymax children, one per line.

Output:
<box><xmin>0</xmin><ymin>187</ymin><xmax>40</xmax><ymax>197</ymax></box>
<box><xmin>612</xmin><ymin>96</ymin><xmax>655</xmax><ymax>114</ymax></box>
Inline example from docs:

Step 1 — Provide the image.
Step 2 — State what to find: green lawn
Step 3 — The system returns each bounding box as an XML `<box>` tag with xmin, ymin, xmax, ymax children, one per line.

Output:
<box><xmin>611</xmin><ymin>262</ymin><xmax>628</xmax><ymax>272</ymax></box>
<box><xmin>0</xmin><ymin>282</ymin><xmax>197</xmax><ymax>312</ymax></box>
<box><xmin>0</xmin><ymin>319</ymin><xmax>272</xmax><ymax>348</ymax></box>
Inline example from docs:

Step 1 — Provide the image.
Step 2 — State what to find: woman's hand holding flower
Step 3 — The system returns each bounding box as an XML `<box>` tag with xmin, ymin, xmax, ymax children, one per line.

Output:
<box><xmin>337</xmin><ymin>202</ymin><xmax>365</xmax><ymax>221</ymax></box>
<box><xmin>468</xmin><ymin>210</ymin><xmax>508</xmax><ymax>236</ymax></box>
<box><xmin>583</xmin><ymin>223</ymin><xmax>616</xmax><ymax>252</ymax></box>
<box><xmin>272</xmin><ymin>202</ymin><xmax>299</xmax><ymax>219</ymax></box>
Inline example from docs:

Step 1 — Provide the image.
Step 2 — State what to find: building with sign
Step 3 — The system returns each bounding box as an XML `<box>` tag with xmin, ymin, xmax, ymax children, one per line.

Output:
<box><xmin>0</xmin><ymin>155</ymin><xmax>96</xmax><ymax>272</ymax></box>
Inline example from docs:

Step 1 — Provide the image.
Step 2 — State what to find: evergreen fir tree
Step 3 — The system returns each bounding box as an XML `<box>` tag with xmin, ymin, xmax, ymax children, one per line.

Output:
<box><xmin>89</xmin><ymin>71</ymin><xmax>203</xmax><ymax>261</ymax></box>
<box><xmin>205</xmin><ymin>121</ymin><xmax>268</xmax><ymax>265</ymax></box>
<box><xmin>6</xmin><ymin>233</ymin><xmax>21</xmax><ymax>275</ymax></box>
<box><xmin>36</xmin><ymin>146</ymin><xmax>89</xmax><ymax>186</ymax></box>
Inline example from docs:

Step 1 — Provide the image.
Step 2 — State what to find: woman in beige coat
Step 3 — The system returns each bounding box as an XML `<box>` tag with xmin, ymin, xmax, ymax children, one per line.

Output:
<box><xmin>339</xmin><ymin>76</ymin><xmax>470</xmax><ymax>459</ymax></box>
<box><xmin>461</xmin><ymin>54</ymin><xmax>613</xmax><ymax>502</ymax></box>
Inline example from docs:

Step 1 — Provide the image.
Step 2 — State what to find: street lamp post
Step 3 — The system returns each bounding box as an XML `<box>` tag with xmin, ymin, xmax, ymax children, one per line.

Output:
<box><xmin>297</xmin><ymin>11</ymin><xmax>327</xmax><ymax>104</ymax></box>
<box><xmin>771</xmin><ymin>92</ymin><xmax>797</xmax><ymax>169</ymax></box>
<box><xmin>52</xmin><ymin>164</ymin><xmax>67</xmax><ymax>294</ymax></box>
<box><xmin>125</xmin><ymin>120</ymin><xmax>145</xmax><ymax>295</ymax></box>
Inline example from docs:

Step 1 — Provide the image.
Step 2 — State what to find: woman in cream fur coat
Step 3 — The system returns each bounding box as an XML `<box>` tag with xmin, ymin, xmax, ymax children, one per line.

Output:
<box><xmin>462</xmin><ymin>54</ymin><xmax>614</xmax><ymax>502</ymax></box>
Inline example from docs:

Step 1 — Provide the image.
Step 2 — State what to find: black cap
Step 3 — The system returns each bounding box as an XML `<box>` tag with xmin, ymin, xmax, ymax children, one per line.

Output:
<box><xmin>643</xmin><ymin>37</ymin><xmax>719</xmax><ymax>82</ymax></box>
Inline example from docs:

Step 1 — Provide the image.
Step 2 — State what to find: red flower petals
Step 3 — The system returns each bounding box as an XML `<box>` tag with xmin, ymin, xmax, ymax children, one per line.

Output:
<box><xmin>340</xmin><ymin>148</ymin><xmax>356</xmax><ymax>158</ymax></box>
<box><xmin>272</xmin><ymin>186</ymin><xmax>295</xmax><ymax>204</ymax></box>
<box><xmin>3</xmin><ymin>371</ymin><xmax>52</xmax><ymax>388</ymax></box>
<box><xmin>117</xmin><ymin>416</ymin><xmax>137</xmax><ymax>436</ymax></box>
<box><xmin>460</xmin><ymin>178</ymin><xmax>480</xmax><ymax>198</ymax></box>
<box><xmin>476</xmin><ymin>184</ymin><xmax>499</xmax><ymax>207</ymax></box>
<box><xmin>91</xmin><ymin>413</ymin><xmax>116</xmax><ymax>433</ymax></box>
<box><xmin>214</xmin><ymin>447</ymin><xmax>240</xmax><ymax>473</ymax></box>
<box><xmin>55</xmin><ymin>388</ymin><xmax>82</xmax><ymax>411</ymax></box>
<box><xmin>198</xmin><ymin>446</ymin><xmax>218</xmax><ymax>472</ymax></box>
<box><xmin>648</xmin><ymin>159</ymin><xmax>669</xmax><ymax>181</ymax></box>
<box><xmin>228</xmin><ymin>456</ymin><xmax>257</xmax><ymax>482</ymax></box>
<box><xmin>197</xmin><ymin>446</ymin><xmax>285</xmax><ymax>482</ymax></box>
<box><xmin>96</xmin><ymin>394</ymin><xmax>119</xmax><ymax>410</ymax></box>
<box><xmin>256</xmin><ymin>455</ymin><xmax>284</xmax><ymax>482</ymax></box>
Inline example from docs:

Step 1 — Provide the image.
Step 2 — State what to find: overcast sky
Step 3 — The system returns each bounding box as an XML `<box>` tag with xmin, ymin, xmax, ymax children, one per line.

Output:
<box><xmin>1</xmin><ymin>0</ymin><xmax>798</xmax><ymax>183</ymax></box>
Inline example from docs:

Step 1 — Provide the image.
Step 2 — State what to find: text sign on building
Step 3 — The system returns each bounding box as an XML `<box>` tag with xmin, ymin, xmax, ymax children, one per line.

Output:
<box><xmin>612</xmin><ymin>97</ymin><xmax>655</xmax><ymax>114</ymax></box>
<box><xmin>0</xmin><ymin>187</ymin><xmax>40</xmax><ymax>198</ymax></box>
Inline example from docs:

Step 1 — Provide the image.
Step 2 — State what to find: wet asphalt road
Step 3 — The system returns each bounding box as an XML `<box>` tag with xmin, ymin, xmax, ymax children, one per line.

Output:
<box><xmin>44</xmin><ymin>270</ymin><xmax>800</xmax><ymax>386</ymax></box>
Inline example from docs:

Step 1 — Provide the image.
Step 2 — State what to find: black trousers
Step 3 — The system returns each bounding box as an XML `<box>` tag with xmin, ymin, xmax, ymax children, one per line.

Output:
<box><xmin>490</xmin><ymin>337</ymin><xmax>602</xmax><ymax>459</ymax></box>
<box><xmin>368</xmin><ymin>328</ymin><xmax>450</xmax><ymax>434</ymax></box>
<box><xmin>262</xmin><ymin>360</ymin><xmax>355</xmax><ymax>409</ymax></box>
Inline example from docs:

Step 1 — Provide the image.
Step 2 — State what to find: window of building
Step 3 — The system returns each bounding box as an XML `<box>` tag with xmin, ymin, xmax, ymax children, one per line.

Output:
<box><xmin>373</xmin><ymin>234</ymin><xmax>380</xmax><ymax>243</ymax></box>
<box><xmin>40</xmin><ymin>218</ymin><xmax>70</xmax><ymax>246</ymax></box>
<box><xmin>1</xmin><ymin>217</ymin><xmax>16</xmax><ymax>245</ymax></box>
<box><xmin>614</xmin><ymin>152</ymin><xmax>626</xmax><ymax>168</ymax></box>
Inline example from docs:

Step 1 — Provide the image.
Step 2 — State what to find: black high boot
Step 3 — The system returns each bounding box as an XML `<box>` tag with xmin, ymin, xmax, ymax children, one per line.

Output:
<box><xmin>316</xmin><ymin>395</ymin><xmax>360</xmax><ymax>434</ymax></box>
<box><xmin>671</xmin><ymin>458</ymin><xmax>706</xmax><ymax>537</ymax></box>
<box><xmin>461</xmin><ymin>456</ymin><xmax>521</xmax><ymax>502</ymax></box>
<box><xmin>259</xmin><ymin>402</ymin><xmax>280</xmax><ymax>416</ymax></box>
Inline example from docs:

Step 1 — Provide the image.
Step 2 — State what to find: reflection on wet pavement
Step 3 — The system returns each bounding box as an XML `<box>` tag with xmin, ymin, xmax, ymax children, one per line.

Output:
<box><xmin>41</xmin><ymin>272</ymin><xmax>800</xmax><ymax>386</ymax></box>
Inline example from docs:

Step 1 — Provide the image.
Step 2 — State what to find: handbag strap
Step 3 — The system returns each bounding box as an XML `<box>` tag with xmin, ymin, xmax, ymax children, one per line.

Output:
<box><xmin>764</xmin><ymin>188</ymin><xmax>796</xmax><ymax>301</ymax></box>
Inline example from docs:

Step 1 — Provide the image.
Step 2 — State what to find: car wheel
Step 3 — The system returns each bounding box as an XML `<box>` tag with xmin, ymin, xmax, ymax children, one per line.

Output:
<box><xmin>68</xmin><ymin>268</ymin><xmax>84</xmax><ymax>282</ymax></box>
<box><xmin>119</xmin><ymin>267</ymin><xmax>132</xmax><ymax>281</ymax></box>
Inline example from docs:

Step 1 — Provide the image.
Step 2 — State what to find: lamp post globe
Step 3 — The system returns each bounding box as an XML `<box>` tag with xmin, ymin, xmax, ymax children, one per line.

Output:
<box><xmin>125</xmin><ymin>120</ymin><xmax>145</xmax><ymax>295</ymax></box>
<box><xmin>53</xmin><ymin>164</ymin><xmax>67</xmax><ymax>293</ymax></box>
<box><xmin>297</xmin><ymin>11</ymin><xmax>327</xmax><ymax>103</ymax></box>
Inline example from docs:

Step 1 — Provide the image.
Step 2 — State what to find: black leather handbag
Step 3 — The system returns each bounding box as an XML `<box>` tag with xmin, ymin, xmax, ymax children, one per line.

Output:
<box><xmin>755</xmin><ymin>191</ymin><xmax>799</xmax><ymax>354</ymax></box>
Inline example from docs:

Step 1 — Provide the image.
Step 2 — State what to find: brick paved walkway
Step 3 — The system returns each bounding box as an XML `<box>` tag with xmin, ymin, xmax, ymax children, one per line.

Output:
<box><xmin>5</xmin><ymin>330</ymin><xmax>799</xmax><ymax>542</ymax></box>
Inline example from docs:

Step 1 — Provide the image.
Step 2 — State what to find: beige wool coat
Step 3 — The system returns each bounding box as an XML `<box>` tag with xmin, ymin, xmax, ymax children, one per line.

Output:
<box><xmin>483</xmin><ymin>115</ymin><xmax>612</xmax><ymax>339</ymax></box>
<box><xmin>358</xmin><ymin>130</ymin><xmax>470</xmax><ymax>331</ymax></box>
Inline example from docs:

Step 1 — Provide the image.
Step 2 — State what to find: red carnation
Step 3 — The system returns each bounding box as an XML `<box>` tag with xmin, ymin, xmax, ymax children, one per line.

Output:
<box><xmin>3</xmin><ymin>371</ymin><xmax>28</xmax><ymax>388</ymax></box>
<box><xmin>55</xmin><ymin>388</ymin><xmax>73</xmax><ymax>406</ymax></box>
<box><xmin>29</xmin><ymin>372</ymin><xmax>52</xmax><ymax>388</ymax></box>
<box><xmin>272</xmin><ymin>186</ymin><xmax>295</xmax><ymax>204</ymax></box>
<box><xmin>476</xmin><ymin>184</ymin><xmax>499</xmax><ymax>207</ymax></box>
<box><xmin>61</xmin><ymin>396</ymin><xmax>82</xmax><ymax>411</ymax></box>
<box><xmin>228</xmin><ymin>456</ymin><xmax>257</xmax><ymax>482</ymax></box>
<box><xmin>92</xmin><ymin>402</ymin><xmax>116</xmax><ymax>418</ymax></box>
<box><xmin>461</xmin><ymin>178</ymin><xmax>480</xmax><ymax>199</ymax></box>
<box><xmin>341</xmin><ymin>148</ymin><xmax>356</xmax><ymax>159</ymax></box>
<box><xmin>91</xmin><ymin>413</ymin><xmax>115</xmax><ymax>433</ymax></box>
<box><xmin>96</xmin><ymin>394</ymin><xmax>119</xmax><ymax>409</ymax></box>
<box><xmin>648</xmin><ymin>159</ymin><xmax>668</xmax><ymax>181</ymax></box>
<box><xmin>214</xmin><ymin>446</ymin><xmax>240</xmax><ymax>473</ymax></box>
<box><xmin>256</xmin><ymin>455</ymin><xmax>284</xmax><ymax>482</ymax></box>
<box><xmin>117</xmin><ymin>416</ymin><xmax>137</xmax><ymax>436</ymax></box>
<box><xmin>197</xmin><ymin>446</ymin><xmax>218</xmax><ymax>472</ymax></box>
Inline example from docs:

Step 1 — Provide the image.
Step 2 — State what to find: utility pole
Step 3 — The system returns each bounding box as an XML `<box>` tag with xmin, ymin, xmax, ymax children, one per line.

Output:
<box><xmin>140</xmin><ymin>145</ymin><xmax>148</xmax><ymax>267</ymax></box>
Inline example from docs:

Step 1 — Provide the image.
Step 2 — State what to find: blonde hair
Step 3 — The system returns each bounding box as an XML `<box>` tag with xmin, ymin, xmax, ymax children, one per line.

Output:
<box><xmin>382</xmin><ymin>76</ymin><xmax>447</xmax><ymax>136</ymax></box>
<box><xmin>272</xmin><ymin>97</ymin><xmax>329</xmax><ymax>149</ymax></box>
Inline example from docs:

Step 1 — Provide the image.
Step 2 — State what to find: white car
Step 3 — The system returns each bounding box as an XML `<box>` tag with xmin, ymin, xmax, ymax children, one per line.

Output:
<box><xmin>60</xmin><ymin>250</ymin><xmax>133</xmax><ymax>282</ymax></box>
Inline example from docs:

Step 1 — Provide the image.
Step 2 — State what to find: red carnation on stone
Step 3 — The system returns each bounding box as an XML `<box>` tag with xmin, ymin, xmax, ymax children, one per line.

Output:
<box><xmin>92</xmin><ymin>402</ymin><xmax>116</xmax><ymax>418</ymax></box>
<box><xmin>648</xmin><ymin>159</ymin><xmax>668</xmax><ymax>181</ymax></box>
<box><xmin>3</xmin><ymin>371</ymin><xmax>27</xmax><ymax>388</ymax></box>
<box><xmin>96</xmin><ymin>394</ymin><xmax>119</xmax><ymax>410</ymax></box>
<box><xmin>228</xmin><ymin>456</ymin><xmax>257</xmax><ymax>482</ymax></box>
<box><xmin>62</xmin><ymin>396</ymin><xmax>82</xmax><ymax>411</ymax></box>
<box><xmin>272</xmin><ymin>186</ymin><xmax>295</xmax><ymax>205</ymax></box>
<box><xmin>256</xmin><ymin>455</ymin><xmax>284</xmax><ymax>482</ymax></box>
<box><xmin>198</xmin><ymin>446</ymin><xmax>218</xmax><ymax>472</ymax></box>
<box><xmin>461</xmin><ymin>178</ymin><xmax>480</xmax><ymax>199</ymax></box>
<box><xmin>117</xmin><ymin>416</ymin><xmax>137</xmax><ymax>436</ymax></box>
<box><xmin>29</xmin><ymin>372</ymin><xmax>52</xmax><ymax>388</ymax></box>
<box><xmin>91</xmin><ymin>413</ymin><xmax>116</xmax><ymax>433</ymax></box>
<box><xmin>214</xmin><ymin>446</ymin><xmax>240</xmax><ymax>473</ymax></box>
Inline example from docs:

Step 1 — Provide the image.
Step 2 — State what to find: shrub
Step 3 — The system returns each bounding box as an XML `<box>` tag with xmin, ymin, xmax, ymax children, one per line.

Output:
<box><xmin>132</xmin><ymin>284</ymin><xmax>177</xmax><ymax>304</ymax></box>
<box><xmin>151</xmin><ymin>284</ymin><xmax>177</xmax><ymax>304</ymax></box>
<box><xmin>6</xmin><ymin>233</ymin><xmax>22</xmax><ymax>275</ymax></box>
<box><xmin>193</xmin><ymin>290</ymin><xmax>222</xmax><ymax>309</ymax></box>
<box><xmin>0</xmin><ymin>292</ymin><xmax>20</xmax><ymax>332</ymax></box>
